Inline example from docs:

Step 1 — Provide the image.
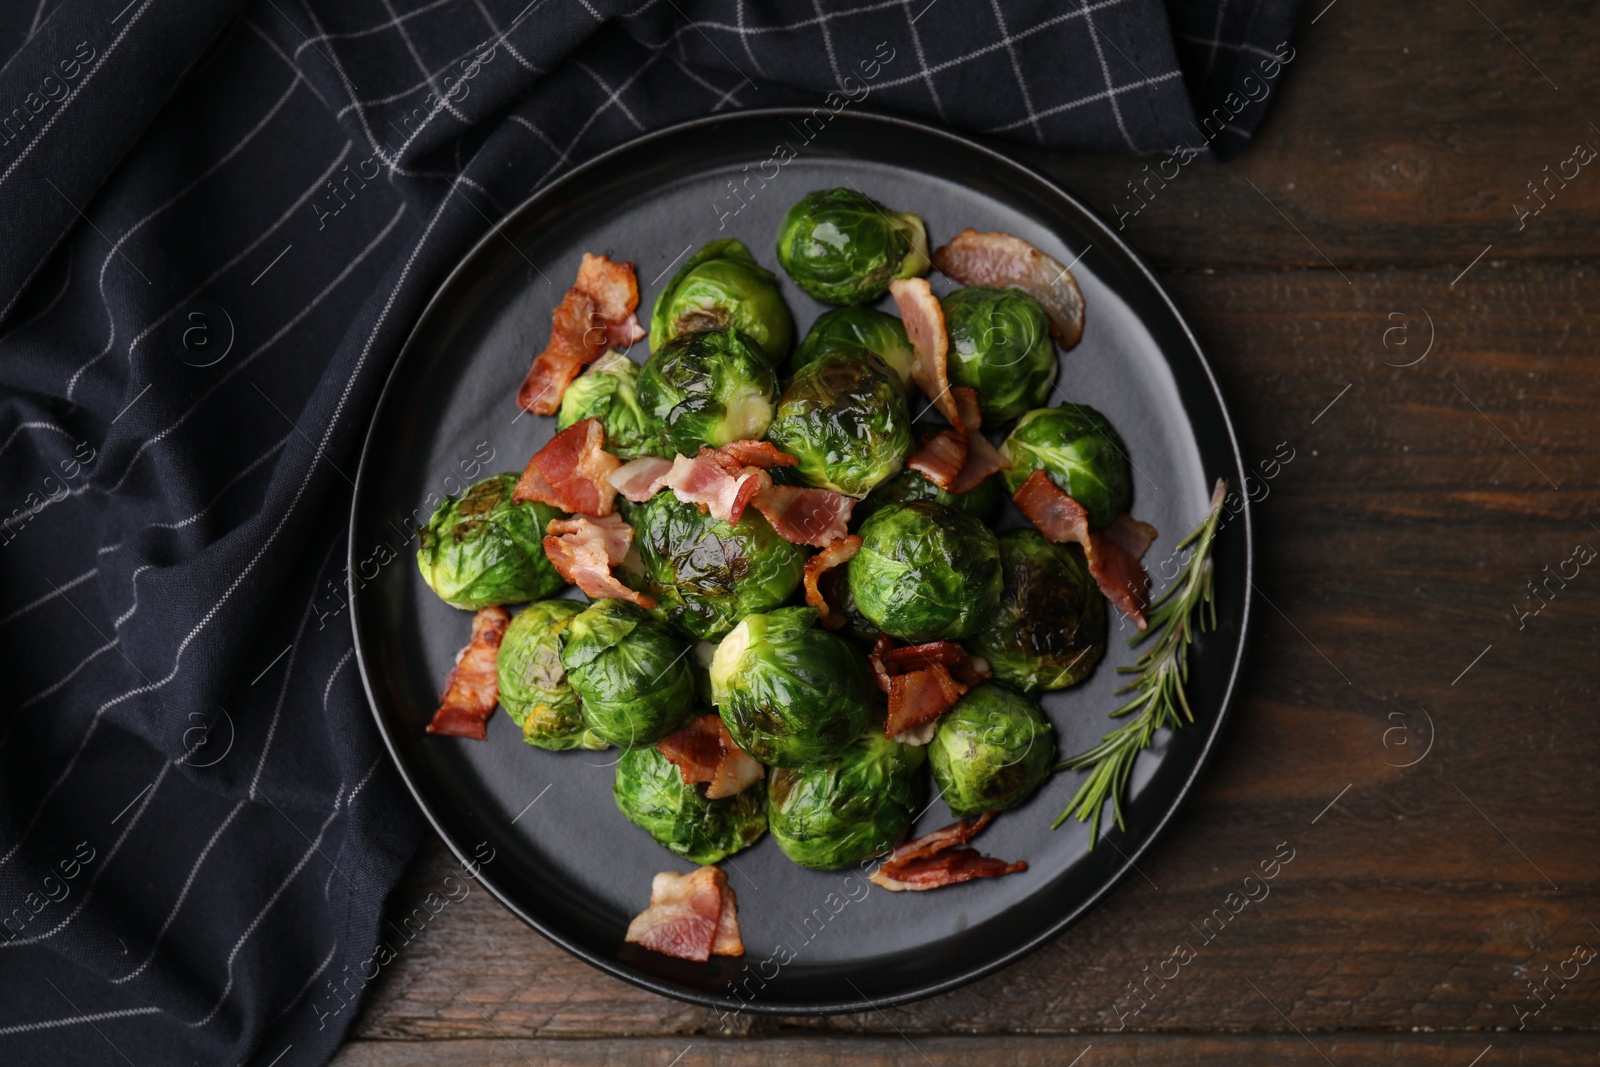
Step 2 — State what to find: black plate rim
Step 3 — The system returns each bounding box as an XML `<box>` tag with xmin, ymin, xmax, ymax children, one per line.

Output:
<box><xmin>348</xmin><ymin>106</ymin><xmax>1255</xmax><ymax>1015</ymax></box>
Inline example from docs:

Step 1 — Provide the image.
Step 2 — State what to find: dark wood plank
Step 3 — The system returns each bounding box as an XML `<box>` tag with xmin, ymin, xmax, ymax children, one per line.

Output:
<box><xmin>332</xmin><ymin>1034</ymin><xmax>1600</xmax><ymax>1066</ymax></box>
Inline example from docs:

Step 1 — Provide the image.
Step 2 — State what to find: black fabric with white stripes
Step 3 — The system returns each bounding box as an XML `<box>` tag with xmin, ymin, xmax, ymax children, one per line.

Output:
<box><xmin>0</xmin><ymin>0</ymin><xmax>1296</xmax><ymax>1062</ymax></box>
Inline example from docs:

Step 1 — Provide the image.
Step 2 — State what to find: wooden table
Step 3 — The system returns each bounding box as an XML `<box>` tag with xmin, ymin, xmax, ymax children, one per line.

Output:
<box><xmin>334</xmin><ymin>3</ymin><xmax>1600</xmax><ymax>1062</ymax></box>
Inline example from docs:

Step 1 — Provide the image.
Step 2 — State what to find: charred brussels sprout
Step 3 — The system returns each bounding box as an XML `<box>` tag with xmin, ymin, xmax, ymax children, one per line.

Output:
<box><xmin>497</xmin><ymin>600</ymin><xmax>606</xmax><ymax>750</ymax></box>
<box><xmin>765</xmin><ymin>349</ymin><xmax>912</xmax><ymax>497</ymax></box>
<box><xmin>559</xmin><ymin>600</ymin><xmax>695</xmax><ymax>747</ymax></box>
<box><xmin>613</xmin><ymin>745</ymin><xmax>766</xmax><ymax>864</ymax></box>
<box><xmin>556</xmin><ymin>351</ymin><xmax>657</xmax><ymax>460</ymax></box>
<box><xmin>848</xmin><ymin>501</ymin><xmax>1002</xmax><ymax>642</ymax></box>
<box><xmin>968</xmin><ymin>530</ymin><xmax>1106</xmax><ymax>693</ymax></box>
<box><xmin>791</xmin><ymin>307</ymin><xmax>915</xmax><ymax>390</ymax></box>
<box><xmin>1000</xmin><ymin>403</ymin><xmax>1132</xmax><ymax>531</ymax></box>
<box><xmin>942</xmin><ymin>287</ymin><xmax>1058</xmax><ymax>425</ymax></box>
<box><xmin>416</xmin><ymin>471</ymin><xmax>566</xmax><ymax>609</ymax></box>
<box><xmin>633</xmin><ymin>492</ymin><xmax>807</xmax><ymax>641</ymax></box>
<box><xmin>774</xmin><ymin>188</ymin><xmax>929</xmax><ymax>305</ymax></box>
<box><xmin>709</xmin><ymin>607</ymin><xmax>873</xmax><ymax>767</ymax></box>
<box><xmin>855</xmin><ymin>465</ymin><xmax>1004</xmax><ymax>526</ymax></box>
<box><xmin>929</xmin><ymin>684</ymin><xmax>1055</xmax><ymax>816</ymax></box>
<box><xmin>767</xmin><ymin>730</ymin><xmax>926</xmax><ymax>869</ymax></box>
<box><xmin>649</xmin><ymin>239</ymin><xmax>794</xmax><ymax>364</ymax></box>
<box><xmin>637</xmin><ymin>328</ymin><xmax>778</xmax><ymax>455</ymax></box>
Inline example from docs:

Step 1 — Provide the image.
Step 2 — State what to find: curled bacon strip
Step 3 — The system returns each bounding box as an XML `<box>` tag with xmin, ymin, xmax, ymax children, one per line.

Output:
<box><xmin>609</xmin><ymin>456</ymin><xmax>673</xmax><ymax>503</ymax></box>
<box><xmin>542</xmin><ymin>513</ymin><xmax>654</xmax><ymax>609</ymax></box>
<box><xmin>803</xmin><ymin>534</ymin><xmax>861</xmax><ymax>630</ymax></box>
<box><xmin>625</xmin><ymin>866</ymin><xmax>743</xmax><ymax>962</ymax></box>
<box><xmin>426</xmin><ymin>606</ymin><xmax>511</xmax><ymax>740</ymax></box>
<box><xmin>749</xmin><ymin>485</ymin><xmax>854</xmax><ymax>548</ymax></box>
<box><xmin>514</xmin><ymin>419</ymin><xmax>620</xmax><ymax>518</ymax></box>
<box><xmin>949</xmin><ymin>431</ymin><xmax>1009</xmax><ymax>494</ymax></box>
<box><xmin>932</xmin><ymin>229</ymin><xmax>1085</xmax><ymax>350</ymax></box>
<box><xmin>907</xmin><ymin>429</ymin><xmax>967</xmax><ymax>489</ymax></box>
<box><xmin>869</xmin><ymin>813</ymin><xmax>1027</xmax><ymax>892</ymax></box>
<box><xmin>1012</xmin><ymin>469</ymin><xmax>1155</xmax><ymax>630</ymax></box>
<box><xmin>518</xmin><ymin>254</ymin><xmax>644</xmax><ymax>414</ymax></box>
<box><xmin>718</xmin><ymin>440</ymin><xmax>798</xmax><ymax>470</ymax></box>
<box><xmin>655</xmin><ymin>714</ymin><xmax>765</xmax><ymax>800</ymax></box>
<box><xmin>664</xmin><ymin>450</ymin><xmax>769</xmax><ymax>526</ymax></box>
<box><xmin>891</xmin><ymin>277</ymin><xmax>979</xmax><ymax>434</ymax></box>
<box><xmin>869</xmin><ymin>635</ymin><xmax>992</xmax><ymax>744</ymax></box>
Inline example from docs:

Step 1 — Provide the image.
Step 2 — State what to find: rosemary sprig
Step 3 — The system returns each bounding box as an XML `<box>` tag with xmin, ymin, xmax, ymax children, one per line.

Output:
<box><xmin>1052</xmin><ymin>478</ymin><xmax>1229</xmax><ymax>845</ymax></box>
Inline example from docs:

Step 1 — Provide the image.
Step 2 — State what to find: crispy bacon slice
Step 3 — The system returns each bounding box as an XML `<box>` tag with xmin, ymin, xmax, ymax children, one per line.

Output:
<box><xmin>948</xmin><ymin>430</ymin><xmax>1010</xmax><ymax>495</ymax></box>
<box><xmin>426</xmin><ymin>606</ymin><xmax>511</xmax><ymax>740</ymax></box>
<box><xmin>885</xmin><ymin>664</ymin><xmax>965</xmax><ymax>744</ymax></box>
<box><xmin>542</xmin><ymin>514</ymin><xmax>654</xmax><ymax>609</ymax></box>
<box><xmin>711</xmin><ymin>875</ymin><xmax>743</xmax><ymax>957</ymax></box>
<box><xmin>625</xmin><ymin>867</ymin><xmax>735</xmax><ymax>962</ymax></box>
<box><xmin>514</xmin><ymin>419</ymin><xmax>620</xmax><ymax>518</ymax></box>
<box><xmin>718</xmin><ymin>440</ymin><xmax>798</xmax><ymax>470</ymax></box>
<box><xmin>1012</xmin><ymin>469</ymin><xmax>1155</xmax><ymax>630</ymax></box>
<box><xmin>609</xmin><ymin>456</ymin><xmax>673</xmax><ymax>503</ymax></box>
<box><xmin>907</xmin><ymin>428</ymin><xmax>967</xmax><ymax>490</ymax></box>
<box><xmin>868</xmin><ymin>632</ymin><xmax>896</xmax><ymax>694</ymax></box>
<box><xmin>574</xmin><ymin>252</ymin><xmax>646</xmax><ymax>350</ymax></box>
<box><xmin>881</xmin><ymin>640</ymin><xmax>968</xmax><ymax>671</ymax></box>
<box><xmin>803</xmin><ymin>534</ymin><xmax>861</xmax><ymax>630</ymax></box>
<box><xmin>749</xmin><ymin>485</ymin><xmax>854</xmax><ymax>548</ymax></box>
<box><xmin>869</xmin><ymin>813</ymin><xmax>1027</xmax><ymax>892</ymax></box>
<box><xmin>932</xmin><ymin>229</ymin><xmax>1086</xmax><ymax>350</ymax></box>
<box><xmin>655</xmin><ymin>714</ymin><xmax>765</xmax><ymax>800</ymax></box>
<box><xmin>891</xmin><ymin>277</ymin><xmax>979</xmax><ymax>434</ymax></box>
<box><xmin>663</xmin><ymin>450</ymin><xmax>769</xmax><ymax>525</ymax></box>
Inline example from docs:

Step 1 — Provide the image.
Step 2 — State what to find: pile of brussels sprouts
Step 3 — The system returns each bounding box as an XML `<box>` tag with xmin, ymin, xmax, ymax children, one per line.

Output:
<box><xmin>414</xmin><ymin>187</ymin><xmax>1140</xmax><ymax>875</ymax></box>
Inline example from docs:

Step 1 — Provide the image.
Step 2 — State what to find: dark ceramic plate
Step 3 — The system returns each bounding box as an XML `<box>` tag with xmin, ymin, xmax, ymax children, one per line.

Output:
<box><xmin>349</xmin><ymin>109</ymin><xmax>1253</xmax><ymax>1015</ymax></box>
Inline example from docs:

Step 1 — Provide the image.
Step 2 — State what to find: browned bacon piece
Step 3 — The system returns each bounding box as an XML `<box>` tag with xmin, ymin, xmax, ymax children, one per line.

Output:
<box><xmin>907</xmin><ymin>428</ymin><xmax>967</xmax><ymax>490</ymax></box>
<box><xmin>932</xmin><ymin>229</ymin><xmax>1085</xmax><ymax>350</ymax></box>
<box><xmin>608</xmin><ymin>456</ymin><xmax>674</xmax><ymax>503</ymax></box>
<box><xmin>1011</xmin><ymin>469</ymin><xmax>1155</xmax><ymax>630</ymax></box>
<box><xmin>542</xmin><ymin>513</ymin><xmax>654</xmax><ymax>609</ymax></box>
<box><xmin>802</xmin><ymin>534</ymin><xmax>862</xmax><ymax>630</ymax></box>
<box><xmin>518</xmin><ymin>255</ymin><xmax>645</xmax><ymax>414</ymax></box>
<box><xmin>425</xmin><ymin>606</ymin><xmax>511</xmax><ymax>740</ymax></box>
<box><xmin>891</xmin><ymin>277</ymin><xmax>979</xmax><ymax>434</ymax></box>
<box><xmin>663</xmin><ymin>450</ymin><xmax>769</xmax><ymax>526</ymax></box>
<box><xmin>514</xmin><ymin>419</ymin><xmax>620</xmax><ymax>518</ymax></box>
<box><xmin>655</xmin><ymin>714</ymin><xmax>765</xmax><ymax>800</ymax></box>
<box><xmin>869</xmin><ymin>812</ymin><xmax>1027</xmax><ymax>892</ymax></box>
<box><xmin>718</xmin><ymin>440</ymin><xmax>798</xmax><ymax>470</ymax></box>
<box><xmin>748</xmin><ymin>485</ymin><xmax>854</xmax><ymax>548</ymax></box>
<box><xmin>948</xmin><ymin>430</ymin><xmax>1009</xmax><ymax>494</ymax></box>
<box><xmin>881</xmin><ymin>640</ymin><xmax>968</xmax><ymax>671</ymax></box>
<box><xmin>624</xmin><ymin>866</ymin><xmax>743</xmax><ymax>961</ymax></box>
<box><xmin>884</xmin><ymin>664</ymin><xmax>965</xmax><ymax>743</ymax></box>
<box><xmin>574</xmin><ymin>252</ymin><xmax>647</xmax><ymax>350</ymax></box>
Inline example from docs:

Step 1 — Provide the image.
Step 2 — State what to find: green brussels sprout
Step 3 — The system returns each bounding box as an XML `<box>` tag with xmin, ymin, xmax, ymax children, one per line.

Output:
<box><xmin>649</xmin><ymin>239</ymin><xmax>794</xmax><ymax>364</ymax></box>
<box><xmin>497</xmin><ymin>600</ymin><xmax>607</xmax><ymax>750</ymax></box>
<box><xmin>556</xmin><ymin>350</ymin><xmax>658</xmax><ymax>460</ymax></box>
<box><xmin>967</xmin><ymin>530</ymin><xmax>1106</xmax><ymax>693</ymax></box>
<box><xmin>791</xmin><ymin>307</ymin><xmax>915</xmax><ymax>390</ymax></box>
<box><xmin>416</xmin><ymin>471</ymin><xmax>567</xmax><ymax>609</ymax></box>
<box><xmin>709</xmin><ymin>606</ymin><xmax>874</xmax><ymax>767</ymax></box>
<box><xmin>613</xmin><ymin>745</ymin><xmax>766</xmax><ymax>864</ymax></box>
<box><xmin>1000</xmin><ymin>403</ymin><xmax>1133</xmax><ymax>531</ymax></box>
<box><xmin>559</xmin><ymin>600</ymin><xmax>695</xmax><ymax>747</ymax></box>
<box><xmin>767</xmin><ymin>730</ymin><xmax>926</xmax><ymax>869</ymax></box>
<box><xmin>942</xmin><ymin>287</ymin><xmax>1058</xmax><ymax>425</ymax></box>
<box><xmin>854</xmin><ymin>465</ymin><xmax>1004</xmax><ymax>527</ymax></box>
<box><xmin>637</xmin><ymin>328</ymin><xmax>779</xmax><ymax>455</ymax></box>
<box><xmin>765</xmin><ymin>349</ymin><xmax>912</xmax><ymax>497</ymax></box>
<box><xmin>848</xmin><ymin>501</ymin><xmax>1002</xmax><ymax>642</ymax></box>
<box><xmin>633</xmin><ymin>491</ymin><xmax>807</xmax><ymax>641</ymax></box>
<box><xmin>774</xmin><ymin>188</ymin><xmax>929</xmax><ymax>305</ymax></box>
<box><xmin>928</xmin><ymin>684</ymin><xmax>1055</xmax><ymax>816</ymax></box>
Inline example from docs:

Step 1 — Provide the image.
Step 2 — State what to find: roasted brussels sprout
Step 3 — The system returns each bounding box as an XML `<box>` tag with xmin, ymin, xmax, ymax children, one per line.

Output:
<box><xmin>497</xmin><ymin>600</ymin><xmax>607</xmax><ymax>750</ymax></box>
<box><xmin>928</xmin><ymin>684</ymin><xmax>1055</xmax><ymax>816</ymax></box>
<box><xmin>942</xmin><ymin>287</ymin><xmax>1058</xmax><ymax>425</ymax></box>
<box><xmin>633</xmin><ymin>491</ymin><xmax>807</xmax><ymax>641</ymax></box>
<box><xmin>416</xmin><ymin>471</ymin><xmax>567</xmax><ymax>609</ymax></box>
<box><xmin>1000</xmin><ymin>403</ymin><xmax>1132</xmax><ymax>531</ymax></box>
<box><xmin>848</xmin><ymin>501</ymin><xmax>1002</xmax><ymax>642</ymax></box>
<box><xmin>559</xmin><ymin>600</ymin><xmax>695</xmax><ymax>747</ymax></box>
<box><xmin>765</xmin><ymin>349</ymin><xmax>912</xmax><ymax>497</ymax></box>
<box><xmin>709</xmin><ymin>606</ymin><xmax>874</xmax><ymax>767</ymax></box>
<box><xmin>649</xmin><ymin>239</ymin><xmax>794</xmax><ymax>364</ymax></box>
<box><xmin>613</xmin><ymin>745</ymin><xmax>766</xmax><ymax>864</ymax></box>
<box><xmin>774</xmin><ymin>188</ymin><xmax>929</xmax><ymax>305</ymax></box>
<box><xmin>767</xmin><ymin>730</ymin><xmax>926</xmax><ymax>869</ymax></box>
<box><xmin>791</xmin><ymin>307</ymin><xmax>915</xmax><ymax>390</ymax></box>
<box><xmin>556</xmin><ymin>350</ymin><xmax>657</xmax><ymax>460</ymax></box>
<box><xmin>637</xmin><ymin>328</ymin><xmax>778</xmax><ymax>455</ymax></box>
<box><xmin>854</xmin><ymin>465</ymin><xmax>1004</xmax><ymax>526</ymax></box>
<box><xmin>967</xmin><ymin>530</ymin><xmax>1106</xmax><ymax>693</ymax></box>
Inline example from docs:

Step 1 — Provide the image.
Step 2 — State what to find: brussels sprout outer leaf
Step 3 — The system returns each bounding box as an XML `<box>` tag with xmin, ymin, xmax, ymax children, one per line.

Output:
<box><xmin>941</xmin><ymin>287</ymin><xmax>1058</xmax><ymax>426</ymax></box>
<box><xmin>649</xmin><ymin>239</ymin><xmax>794</xmax><ymax>363</ymax></box>
<box><xmin>416</xmin><ymin>471</ymin><xmax>567</xmax><ymax>610</ymax></box>
<box><xmin>775</xmin><ymin>189</ymin><xmax>930</xmax><ymax>305</ymax></box>
<box><xmin>967</xmin><ymin>529</ymin><xmax>1107</xmax><ymax>693</ymax></box>
<box><xmin>497</xmin><ymin>600</ymin><xmax>607</xmax><ymax>750</ymax></box>
<box><xmin>560</xmin><ymin>600</ymin><xmax>695</xmax><ymax>747</ymax></box>
<box><xmin>614</xmin><ymin>745</ymin><xmax>766</xmax><ymax>864</ymax></box>
<box><xmin>999</xmin><ymin>404</ymin><xmax>1133</xmax><ymax>531</ymax></box>
<box><xmin>765</xmin><ymin>349</ymin><xmax>912</xmax><ymax>498</ymax></box>
<box><xmin>928</xmin><ymin>684</ymin><xmax>1055</xmax><ymax>816</ymax></box>
<box><xmin>767</xmin><ymin>731</ymin><xmax>926</xmax><ymax>869</ymax></box>
<box><xmin>847</xmin><ymin>501</ymin><xmax>1002</xmax><ymax>642</ymax></box>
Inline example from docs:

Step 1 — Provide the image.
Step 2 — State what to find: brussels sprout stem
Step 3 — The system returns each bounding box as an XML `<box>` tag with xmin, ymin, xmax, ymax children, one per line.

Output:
<box><xmin>1051</xmin><ymin>479</ymin><xmax>1228</xmax><ymax>845</ymax></box>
